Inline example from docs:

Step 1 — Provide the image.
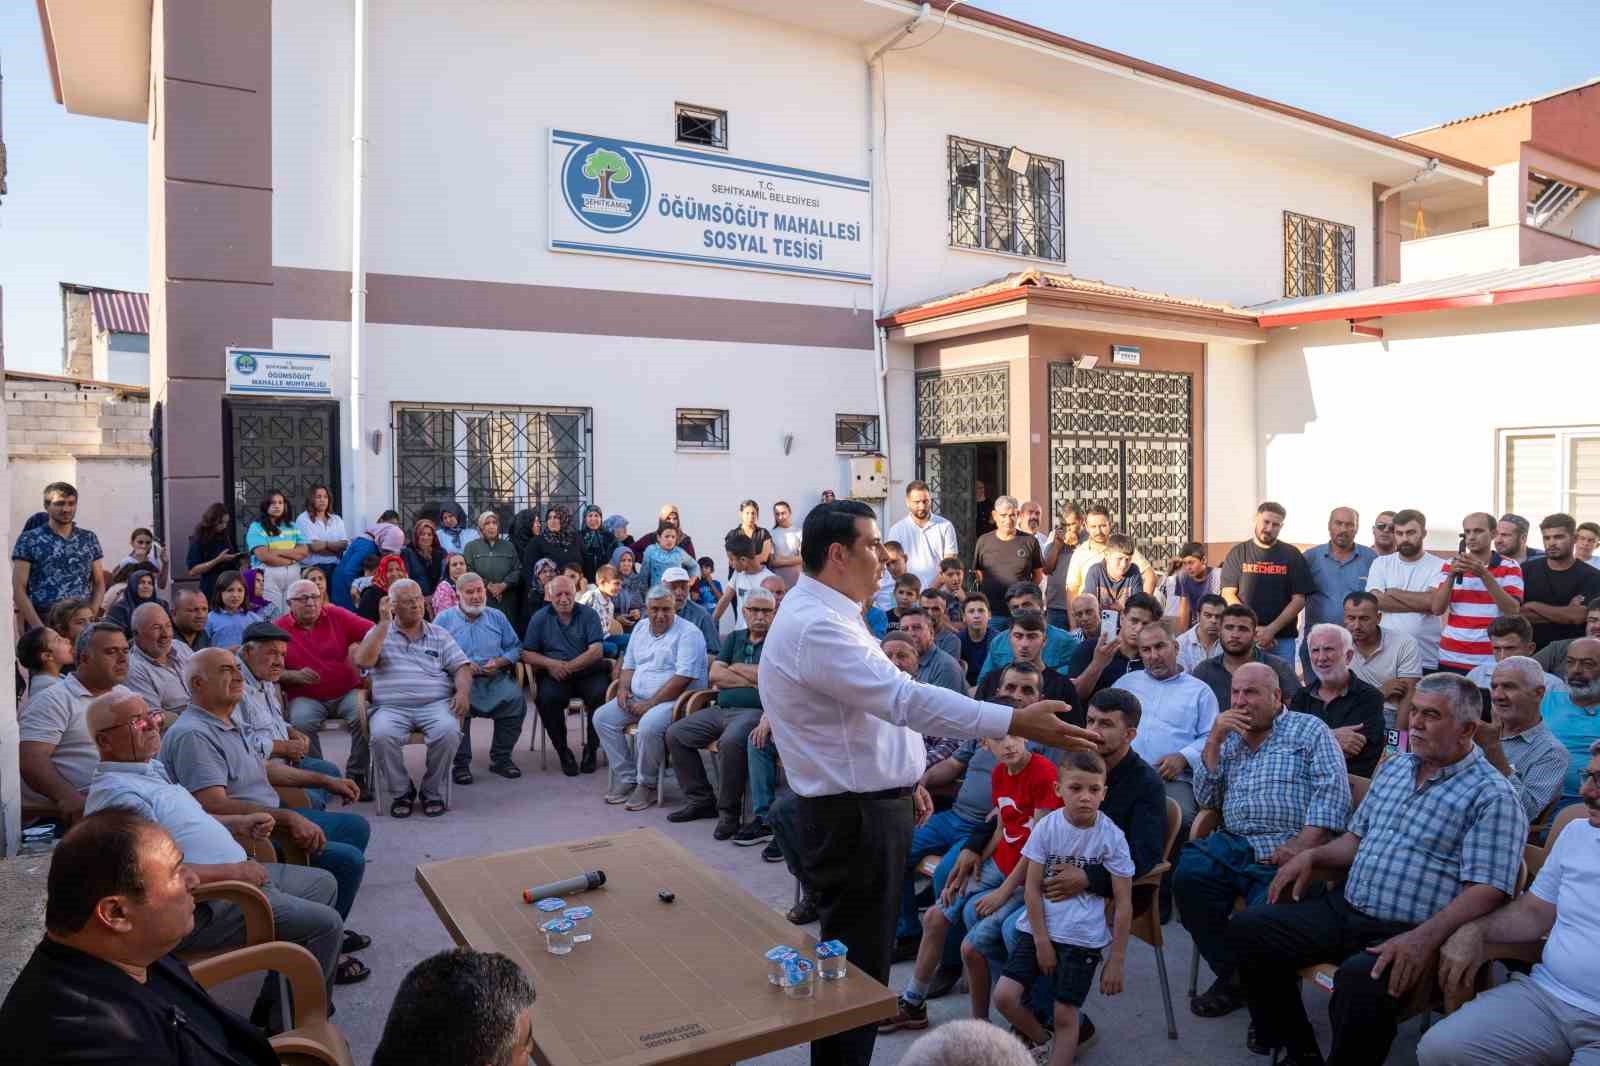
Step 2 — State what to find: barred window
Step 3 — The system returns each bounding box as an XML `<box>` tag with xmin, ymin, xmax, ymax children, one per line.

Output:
<box><xmin>676</xmin><ymin>408</ymin><xmax>729</xmax><ymax>451</ymax></box>
<box><xmin>835</xmin><ymin>413</ymin><xmax>881</xmax><ymax>454</ymax></box>
<box><xmin>1283</xmin><ymin>211</ymin><xmax>1355</xmax><ymax>297</ymax></box>
<box><xmin>675</xmin><ymin>104</ymin><xmax>727</xmax><ymax>150</ymax></box>
<box><xmin>948</xmin><ymin>136</ymin><xmax>1064</xmax><ymax>261</ymax></box>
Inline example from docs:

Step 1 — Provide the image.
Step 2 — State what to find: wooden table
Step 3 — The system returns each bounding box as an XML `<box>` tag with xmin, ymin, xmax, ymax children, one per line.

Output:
<box><xmin>416</xmin><ymin>828</ymin><xmax>896</xmax><ymax>1065</ymax></box>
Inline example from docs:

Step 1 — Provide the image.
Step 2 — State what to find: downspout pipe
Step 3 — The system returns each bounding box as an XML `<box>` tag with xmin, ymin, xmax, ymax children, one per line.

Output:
<box><xmin>1377</xmin><ymin>157</ymin><xmax>1440</xmax><ymax>202</ymax></box>
<box><xmin>348</xmin><ymin>0</ymin><xmax>369</xmax><ymax>518</ymax></box>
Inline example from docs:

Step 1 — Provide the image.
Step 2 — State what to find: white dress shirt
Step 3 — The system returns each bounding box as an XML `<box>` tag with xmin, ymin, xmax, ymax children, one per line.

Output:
<box><xmin>1176</xmin><ymin>625</ymin><xmax>1223</xmax><ymax>672</ymax></box>
<box><xmin>1113</xmin><ymin>669</ymin><xmax>1221</xmax><ymax>778</ymax></box>
<box><xmin>759</xmin><ymin>575</ymin><xmax>1013</xmax><ymax>797</ymax></box>
<box><xmin>885</xmin><ymin>514</ymin><xmax>961</xmax><ymax>588</ymax></box>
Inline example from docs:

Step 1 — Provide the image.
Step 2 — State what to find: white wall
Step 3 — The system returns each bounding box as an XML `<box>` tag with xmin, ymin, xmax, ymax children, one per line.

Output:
<box><xmin>8</xmin><ymin>457</ymin><xmax>154</xmax><ymax>556</ymax></box>
<box><xmin>874</xmin><ymin>54</ymin><xmax>1375</xmax><ymax>312</ymax></box>
<box><xmin>1256</xmin><ymin>296</ymin><xmax>1600</xmax><ymax>551</ymax></box>
<box><xmin>1400</xmin><ymin>224</ymin><xmax>1521</xmax><ymax>282</ymax></box>
<box><xmin>1204</xmin><ymin>341</ymin><xmax>1257</xmax><ymax>545</ymax></box>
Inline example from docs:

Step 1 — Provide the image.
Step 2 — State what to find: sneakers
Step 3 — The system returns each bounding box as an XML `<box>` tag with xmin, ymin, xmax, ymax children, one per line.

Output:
<box><xmin>1025</xmin><ymin>1037</ymin><xmax>1054</xmax><ymax>1065</ymax></box>
<box><xmin>876</xmin><ymin>996</ymin><xmax>929</xmax><ymax>1033</ymax></box>
<box><xmin>604</xmin><ymin>784</ymin><xmax>632</xmax><ymax>805</ymax></box>
<box><xmin>733</xmin><ymin>819</ymin><xmax>773</xmax><ymax>846</ymax></box>
<box><xmin>712</xmin><ymin>814</ymin><xmax>740</xmax><ymax>840</ymax></box>
<box><xmin>623</xmin><ymin>784</ymin><xmax>658</xmax><ymax>811</ymax></box>
<box><xmin>761</xmin><ymin>839</ymin><xmax>784</xmax><ymax>863</ymax></box>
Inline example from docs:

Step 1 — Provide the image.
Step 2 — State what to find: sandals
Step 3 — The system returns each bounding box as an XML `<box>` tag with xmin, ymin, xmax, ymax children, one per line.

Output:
<box><xmin>334</xmin><ymin>955</ymin><xmax>371</xmax><ymax>985</ymax></box>
<box><xmin>390</xmin><ymin>795</ymin><xmax>415</xmax><ymax>818</ymax></box>
<box><xmin>423</xmin><ymin>798</ymin><xmax>448</xmax><ymax>818</ymax></box>
<box><xmin>341</xmin><ymin>930</ymin><xmax>371</xmax><ymax>954</ymax></box>
<box><xmin>489</xmin><ymin>762</ymin><xmax>522</xmax><ymax>779</ymax></box>
<box><xmin>453</xmin><ymin>766</ymin><xmax>474</xmax><ymax>785</ymax></box>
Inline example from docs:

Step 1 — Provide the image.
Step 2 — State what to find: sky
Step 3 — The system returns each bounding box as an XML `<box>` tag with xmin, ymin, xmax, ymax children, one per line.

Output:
<box><xmin>1</xmin><ymin>0</ymin><xmax>1595</xmax><ymax>373</ymax></box>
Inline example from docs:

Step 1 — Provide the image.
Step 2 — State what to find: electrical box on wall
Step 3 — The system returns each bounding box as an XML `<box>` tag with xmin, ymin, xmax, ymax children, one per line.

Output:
<box><xmin>849</xmin><ymin>455</ymin><xmax>888</xmax><ymax>499</ymax></box>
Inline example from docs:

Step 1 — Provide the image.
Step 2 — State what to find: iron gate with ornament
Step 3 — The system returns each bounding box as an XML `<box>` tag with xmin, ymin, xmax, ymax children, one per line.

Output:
<box><xmin>222</xmin><ymin>399</ymin><xmax>340</xmax><ymax>550</ymax></box>
<box><xmin>915</xmin><ymin>364</ymin><xmax>1010</xmax><ymax>554</ymax></box>
<box><xmin>1048</xmin><ymin>363</ymin><xmax>1193</xmax><ymax>569</ymax></box>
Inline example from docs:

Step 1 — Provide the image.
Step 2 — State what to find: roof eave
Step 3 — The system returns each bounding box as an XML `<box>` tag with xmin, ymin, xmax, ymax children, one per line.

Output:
<box><xmin>1257</xmin><ymin>277</ymin><xmax>1600</xmax><ymax>327</ymax></box>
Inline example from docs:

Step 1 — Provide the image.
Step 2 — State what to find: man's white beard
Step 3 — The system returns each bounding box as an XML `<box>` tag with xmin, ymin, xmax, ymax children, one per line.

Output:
<box><xmin>462</xmin><ymin>603</ymin><xmax>484</xmax><ymax>618</ymax></box>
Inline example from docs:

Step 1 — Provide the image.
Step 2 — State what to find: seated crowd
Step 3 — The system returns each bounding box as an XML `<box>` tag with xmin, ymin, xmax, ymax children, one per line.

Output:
<box><xmin>9</xmin><ymin>477</ymin><xmax>1600</xmax><ymax>1065</ymax></box>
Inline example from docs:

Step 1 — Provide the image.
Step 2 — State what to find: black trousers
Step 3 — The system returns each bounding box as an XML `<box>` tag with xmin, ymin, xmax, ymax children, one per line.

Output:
<box><xmin>533</xmin><ymin>668</ymin><xmax>608</xmax><ymax>754</ymax></box>
<box><xmin>664</xmin><ymin>705</ymin><xmax>762</xmax><ymax>813</ymax></box>
<box><xmin>788</xmin><ymin>789</ymin><xmax>914</xmax><ymax>1066</ymax></box>
<box><xmin>1228</xmin><ymin>887</ymin><xmax>1415</xmax><ymax>1064</ymax></box>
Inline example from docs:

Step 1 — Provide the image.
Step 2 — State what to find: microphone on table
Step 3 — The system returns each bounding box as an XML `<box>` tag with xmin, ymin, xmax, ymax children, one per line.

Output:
<box><xmin>522</xmin><ymin>870</ymin><xmax>607</xmax><ymax>904</ymax></box>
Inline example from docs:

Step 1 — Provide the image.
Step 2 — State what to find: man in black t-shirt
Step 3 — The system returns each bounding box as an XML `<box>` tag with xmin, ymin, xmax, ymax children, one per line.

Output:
<box><xmin>1221</xmin><ymin>501</ymin><xmax>1314</xmax><ymax>662</ymax></box>
<box><xmin>1520</xmin><ymin>514</ymin><xmax>1600</xmax><ymax>648</ymax></box>
<box><xmin>970</xmin><ymin>496</ymin><xmax>1043</xmax><ymax>622</ymax></box>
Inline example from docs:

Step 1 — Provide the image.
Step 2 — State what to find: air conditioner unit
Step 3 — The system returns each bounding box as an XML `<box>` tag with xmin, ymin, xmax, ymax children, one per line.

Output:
<box><xmin>849</xmin><ymin>455</ymin><xmax>888</xmax><ymax>500</ymax></box>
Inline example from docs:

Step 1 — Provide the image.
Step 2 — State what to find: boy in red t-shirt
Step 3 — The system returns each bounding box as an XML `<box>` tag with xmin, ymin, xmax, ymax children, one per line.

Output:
<box><xmin>880</xmin><ymin>733</ymin><xmax>1061</xmax><ymax>1031</ymax></box>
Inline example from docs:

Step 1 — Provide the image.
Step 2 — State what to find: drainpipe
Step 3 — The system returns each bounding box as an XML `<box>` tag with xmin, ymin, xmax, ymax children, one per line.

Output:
<box><xmin>1377</xmin><ymin>157</ymin><xmax>1439</xmax><ymax>203</ymax></box>
<box><xmin>865</xmin><ymin>4</ymin><xmax>934</xmax><ymax>525</ymax></box>
<box><xmin>348</xmin><ymin>0</ymin><xmax>369</xmax><ymax>519</ymax></box>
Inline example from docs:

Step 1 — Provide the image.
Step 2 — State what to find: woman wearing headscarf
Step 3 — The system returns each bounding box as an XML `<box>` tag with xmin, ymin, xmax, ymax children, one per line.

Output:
<box><xmin>524</xmin><ymin>557</ymin><xmax>559</xmax><ymax>620</ymax></box>
<box><xmin>463</xmin><ymin>511</ymin><xmax>522</xmax><ymax>622</ymax></box>
<box><xmin>401</xmin><ymin>517</ymin><xmax>444</xmax><ymax>597</ymax></box>
<box><xmin>604</xmin><ymin>514</ymin><xmax>633</xmax><ymax>568</ymax></box>
<box><xmin>579</xmin><ymin>505</ymin><xmax>613</xmax><ymax>581</ymax></box>
<box><xmin>330</xmin><ymin>521</ymin><xmax>405</xmax><ymax>609</ymax></box>
<box><xmin>509</xmin><ymin>508</ymin><xmax>542</xmax><ymax>561</ymax></box>
<box><xmin>527</xmin><ymin>505</ymin><xmax>583</xmax><ymax>579</ymax></box>
<box><xmin>357</xmin><ymin>554</ymin><xmax>409</xmax><ymax>622</ymax></box>
<box><xmin>103</xmin><ymin>563</ymin><xmax>167</xmax><ymax>634</ymax></box>
<box><xmin>435</xmin><ymin>502</ymin><xmax>478</xmax><ymax>555</ymax></box>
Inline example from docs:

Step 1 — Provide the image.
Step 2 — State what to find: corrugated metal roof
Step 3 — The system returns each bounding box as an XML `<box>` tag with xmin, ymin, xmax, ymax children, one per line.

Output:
<box><xmin>1253</xmin><ymin>253</ymin><xmax>1600</xmax><ymax>321</ymax></box>
<box><xmin>89</xmin><ymin>289</ymin><xmax>149</xmax><ymax>335</ymax></box>
<box><xmin>1401</xmin><ymin>76</ymin><xmax>1600</xmax><ymax>137</ymax></box>
<box><xmin>885</xmin><ymin>268</ymin><xmax>1252</xmax><ymax>320</ymax></box>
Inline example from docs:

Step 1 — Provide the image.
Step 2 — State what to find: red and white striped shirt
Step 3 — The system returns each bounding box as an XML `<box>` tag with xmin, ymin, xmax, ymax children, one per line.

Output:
<box><xmin>1435</xmin><ymin>554</ymin><xmax>1524</xmax><ymax>671</ymax></box>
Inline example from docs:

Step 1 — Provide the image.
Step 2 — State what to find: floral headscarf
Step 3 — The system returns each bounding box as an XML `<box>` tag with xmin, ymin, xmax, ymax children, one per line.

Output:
<box><xmin>373</xmin><ymin>554</ymin><xmax>409</xmax><ymax>591</ymax></box>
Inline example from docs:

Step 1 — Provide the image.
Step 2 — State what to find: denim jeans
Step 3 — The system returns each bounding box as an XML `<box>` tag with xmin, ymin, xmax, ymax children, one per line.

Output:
<box><xmin>896</xmin><ymin>809</ymin><xmax>986</xmax><ymax>939</ymax></box>
<box><xmin>747</xmin><ymin>733</ymin><xmax>779</xmax><ymax>822</ymax></box>
<box><xmin>296</xmin><ymin>755</ymin><xmax>342</xmax><ymax>811</ymax></box>
<box><xmin>296</xmin><ymin>809</ymin><xmax>369</xmax><ymax>920</ymax></box>
<box><xmin>1173</xmin><ymin>829</ymin><xmax>1275</xmax><ymax>982</ymax></box>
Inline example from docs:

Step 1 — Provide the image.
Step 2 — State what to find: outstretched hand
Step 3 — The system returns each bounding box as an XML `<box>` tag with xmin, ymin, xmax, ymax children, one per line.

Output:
<box><xmin>1008</xmin><ymin>701</ymin><xmax>1099</xmax><ymax>752</ymax></box>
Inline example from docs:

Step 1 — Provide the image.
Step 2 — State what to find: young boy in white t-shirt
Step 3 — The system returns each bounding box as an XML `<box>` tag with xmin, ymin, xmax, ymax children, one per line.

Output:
<box><xmin>994</xmin><ymin>750</ymin><xmax>1134</xmax><ymax>1066</ymax></box>
<box><xmin>713</xmin><ymin>533</ymin><xmax>776</xmax><ymax>628</ymax></box>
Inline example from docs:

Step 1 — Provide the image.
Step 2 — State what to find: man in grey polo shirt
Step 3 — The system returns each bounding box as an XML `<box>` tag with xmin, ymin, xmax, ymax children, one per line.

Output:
<box><xmin>126</xmin><ymin>601</ymin><xmax>194</xmax><ymax>727</ymax></box>
<box><xmin>85</xmin><ymin>687</ymin><xmax>347</xmax><ymax>996</ymax></box>
<box><xmin>353</xmin><ymin>578</ymin><xmax>473</xmax><ymax>817</ymax></box>
<box><xmin>19</xmin><ymin>621</ymin><xmax>129</xmax><ymax>819</ymax></box>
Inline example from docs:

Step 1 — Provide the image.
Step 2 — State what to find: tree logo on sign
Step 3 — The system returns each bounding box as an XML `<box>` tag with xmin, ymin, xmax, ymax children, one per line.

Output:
<box><xmin>562</xmin><ymin>139</ymin><xmax>649</xmax><ymax>233</ymax></box>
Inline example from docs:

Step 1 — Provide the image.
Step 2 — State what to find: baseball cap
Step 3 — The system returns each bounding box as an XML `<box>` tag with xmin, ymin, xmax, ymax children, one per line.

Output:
<box><xmin>241</xmin><ymin>621</ymin><xmax>289</xmax><ymax>644</ymax></box>
<box><xmin>661</xmin><ymin>566</ymin><xmax>692</xmax><ymax>584</ymax></box>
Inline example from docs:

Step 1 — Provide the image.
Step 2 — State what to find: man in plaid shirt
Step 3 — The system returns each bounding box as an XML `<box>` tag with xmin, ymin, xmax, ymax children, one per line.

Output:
<box><xmin>1227</xmin><ymin>672</ymin><xmax>1526</xmax><ymax>1066</ymax></box>
<box><xmin>1176</xmin><ymin>663</ymin><xmax>1349</xmax><ymax>1021</ymax></box>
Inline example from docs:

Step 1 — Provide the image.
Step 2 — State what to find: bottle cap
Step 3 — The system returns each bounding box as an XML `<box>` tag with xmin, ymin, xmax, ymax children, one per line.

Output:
<box><xmin>816</xmin><ymin>939</ymin><xmax>848</xmax><ymax>957</ymax></box>
<box><xmin>766</xmin><ymin>945</ymin><xmax>800</xmax><ymax>962</ymax></box>
<box><xmin>542</xmin><ymin>918</ymin><xmax>576</xmax><ymax>933</ymax></box>
<box><xmin>563</xmin><ymin>906</ymin><xmax>593</xmax><ymax>921</ymax></box>
<box><xmin>534</xmin><ymin>897</ymin><xmax>566</xmax><ymax>912</ymax></box>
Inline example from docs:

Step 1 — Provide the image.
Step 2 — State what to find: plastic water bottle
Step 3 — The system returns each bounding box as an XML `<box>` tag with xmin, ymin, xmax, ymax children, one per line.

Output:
<box><xmin>815</xmin><ymin>939</ymin><xmax>849</xmax><ymax>980</ymax></box>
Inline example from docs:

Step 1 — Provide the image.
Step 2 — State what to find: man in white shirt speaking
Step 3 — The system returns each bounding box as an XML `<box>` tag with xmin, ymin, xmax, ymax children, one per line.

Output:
<box><xmin>760</xmin><ymin>500</ymin><xmax>1094</xmax><ymax>1066</ymax></box>
<box><xmin>885</xmin><ymin>480</ymin><xmax>960</xmax><ymax>589</ymax></box>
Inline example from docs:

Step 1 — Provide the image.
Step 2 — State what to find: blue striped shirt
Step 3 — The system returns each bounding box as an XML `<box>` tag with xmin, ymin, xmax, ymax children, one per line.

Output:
<box><xmin>1192</xmin><ymin>709</ymin><xmax>1349</xmax><ymax>861</ymax></box>
<box><xmin>371</xmin><ymin>621</ymin><xmax>471</xmax><ymax>707</ymax></box>
<box><xmin>1345</xmin><ymin>746</ymin><xmax>1526</xmax><ymax>924</ymax></box>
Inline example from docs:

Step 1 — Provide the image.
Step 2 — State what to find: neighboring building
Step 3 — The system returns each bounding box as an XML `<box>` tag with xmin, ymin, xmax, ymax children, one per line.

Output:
<box><xmin>4</xmin><ymin>370</ymin><xmax>154</xmax><ymax>546</ymax></box>
<box><xmin>34</xmin><ymin>0</ymin><xmax>1595</xmax><ymax>576</ymax></box>
<box><xmin>60</xmin><ymin>284</ymin><xmax>151</xmax><ymax>386</ymax></box>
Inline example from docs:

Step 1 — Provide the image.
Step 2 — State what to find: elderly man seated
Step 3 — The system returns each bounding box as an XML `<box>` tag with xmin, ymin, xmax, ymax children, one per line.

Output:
<box><xmin>233</xmin><ymin>622</ymin><xmax>346</xmax><ymax>809</ymax></box>
<box><xmin>1292</xmin><ymin>623</ymin><xmax>1387</xmax><ymax>777</ymax></box>
<box><xmin>664</xmin><ymin>586</ymin><xmax>776</xmax><ymax>832</ymax></box>
<box><xmin>1227</xmin><ymin>673</ymin><xmax>1526</xmax><ymax>1066</ymax></box>
<box><xmin>83</xmin><ymin>688</ymin><xmax>348</xmax><ymax>995</ymax></box>
<box><xmin>1539</xmin><ymin>636</ymin><xmax>1600</xmax><ymax>810</ymax></box>
<box><xmin>0</xmin><ymin>812</ymin><xmax>280</xmax><ymax>1065</ymax></box>
<box><xmin>162</xmin><ymin>647</ymin><xmax>373</xmax><ymax>956</ymax></box>
<box><xmin>276</xmin><ymin>577</ymin><xmax>375</xmax><ymax>796</ymax></box>
<box><xmin>1479</xmin><ymin>655</ymin><xmax>1571</xmax><ymax>823</ymax></box>
<box><xmin>435</xmin><ymin>572</ymin><xmax>526</xmax><ymax>784</ymax></box>
<box><xmin>1417</xmin><ymin>739</ymin><xmax>1600</xmax><ymax>1066</ymax></box>
<box><xmin>593</xmin><ymin>584</ymin><xmax>708</xmax><ymax>812</ymax></box>
<box><xmin>126</xmin><ymin>601</ymin><xmax>194</xmax><ymax>727</ymax></box>
<box><xmin>19</xmin><ymin>621</ymin><xmax>129</xmax><ymax>820</ymax></box>
<box><xmin>1176</xmin><ymin>662</ymin><xmax>1349</xmax><ymax>1021</ymax></box>
<box><xmin>660</xmin><ymin>565</ymin><xmax>721</xmax><ymax>670</ymax></box>
<box><xmin>353</xmin><ymin>578</ymin><xmax>473</xmax><ymax>818</ymax></box>
<box><xmin>520</xmin><ymin>572</ymin><xmax>608</xmax><ymax>777</ymax></box>
<box><xmin>1342</xmin><ymin>591</ymin><xmax>1423</xmax><ymax>757</ymax></box>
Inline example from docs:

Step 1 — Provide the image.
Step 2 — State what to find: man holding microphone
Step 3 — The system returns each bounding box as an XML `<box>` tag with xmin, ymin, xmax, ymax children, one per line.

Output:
<box><xmin>761</xmin><ymin>500</ymin><xmax>1096</xmax><ymax>1066</ymax></box>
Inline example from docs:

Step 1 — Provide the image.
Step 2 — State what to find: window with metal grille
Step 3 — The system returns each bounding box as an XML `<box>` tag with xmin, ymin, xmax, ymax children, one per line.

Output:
<box><xmin>1283</xmin><ymin>211</ymin><xmax>1355</xmax><ymax>297</ymax></box>
<box><xmin>948</xmin><ymin>136</ymin><xmax>1064</xmax><ymax>261</ymax></box>
<box><xmin>835</xmin><ymin>413</ymin><xmax>881</xmax><ymax>454</ymax></box>
<box><xmin>391</xmin><ymin>403</ymin><xmax>592</xmax><ymax>529</ymax></box>
<box><xmin>1499</xmin><ymin>426</ymin><xmax>1600</xmax><ymax>523</ymax></box>
<box><xmin>676</xmin><ymin>408</ymin><xmax>729</xmax><ymax>451</ymax></box>
<box><xmin>675</xmin><ymin>104</ymin><xmax>727</xmax><ymax>150</ymax></box>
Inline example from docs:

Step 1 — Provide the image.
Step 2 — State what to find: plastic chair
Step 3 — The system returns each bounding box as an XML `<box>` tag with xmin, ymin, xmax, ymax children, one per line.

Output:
<box><xmin>190</xmin><ymin>942</ymin><xmax>354</xmax><ymax>1066</ymax></box>
<box><xmin>363</xmin><ymin>688</ymin><xmax>453</xmax><ymax>816</ymax></box>
<box><xmin>1130</xmin><ymin>796</ymin><xmax>1184</xmax><ymax>1040</ymax></box>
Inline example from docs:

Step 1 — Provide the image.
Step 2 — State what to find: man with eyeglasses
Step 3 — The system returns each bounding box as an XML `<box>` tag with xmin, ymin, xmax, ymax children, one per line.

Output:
<box><xmin>1370</xmin><ymin>511</ymin><xmax>1398</xmax><ymax>557</ymax></box>
<box><xmin>84</xmin><ymin>687</ymin><xmax>347</xmax><ymax>1000</ymax></box>
<box><xmin>19</xmin><ymin>621</ymin><xmax>130</xmax><ymax>821</ymax></box>
<box><xmin>277</xmin><ymin>577</ymin><xmax>375</xmax><ymax>797</ymax></box>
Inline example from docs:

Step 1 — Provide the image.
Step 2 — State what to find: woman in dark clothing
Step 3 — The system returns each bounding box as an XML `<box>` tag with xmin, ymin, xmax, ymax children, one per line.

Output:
<box><xmin>104</xmin><ymin>564</ymin><xmax>167</xmax><ymax>634</ymax></box>
<box><xmin>579</xmin><ymin>504</ymin><xmax>612</xmax><ymax>581</ymax></box>
<box><xmin>185</xmin><ymin>502</ymin><xmax>241</xmax><ymax>600</ymax></box>
<box><xmin>509</xmin><ymin>508</ymin><xmax>543</xmax><ymax>562</ymax></box>
<box><xmin>526</xmin><ymin>506</ymin><xmax>584</xmax><ymax>580</ymax></box>
<box><xmin>357</xmin><ymin>555</ymin><xmax>409</xmax><ymax>622</ymax></box>
<box><xmin>401</xmin><ymin>517</ymin><xmax>444</xmax><ymax>597</ymax></box>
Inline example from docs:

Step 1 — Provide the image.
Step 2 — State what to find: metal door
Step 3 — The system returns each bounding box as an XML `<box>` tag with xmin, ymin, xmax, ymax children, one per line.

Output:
<box><xmin>919</xmin><ymin>443</ymin><xmax>978</xmax><ymax>556</ymax></box>
<box><xmin>1048</xmin><ymin>364</ymin><xmax>1192</xmax><ymax>569</ymax></box>
<box><xmin>222</xmin><ymin>399</ymin><xmax>340</xmax><ymax>549</ymax></box>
